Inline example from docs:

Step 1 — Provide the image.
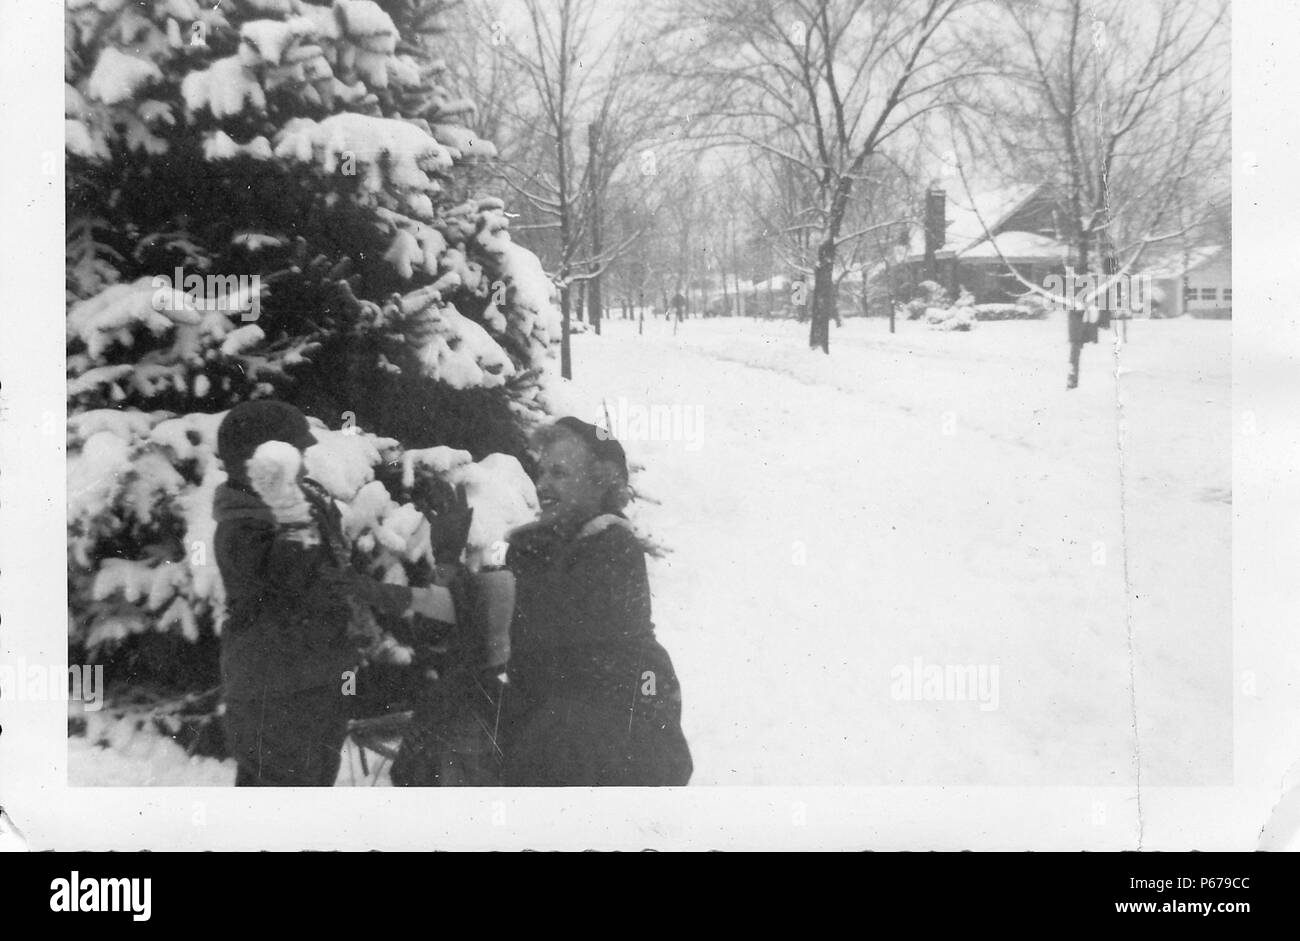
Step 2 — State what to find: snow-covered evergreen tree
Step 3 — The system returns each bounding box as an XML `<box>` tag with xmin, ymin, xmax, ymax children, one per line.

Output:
<box><xmin>65</xmin><ymin>0</ymin><xmax>562</xmax><ymax>689</ymax></box>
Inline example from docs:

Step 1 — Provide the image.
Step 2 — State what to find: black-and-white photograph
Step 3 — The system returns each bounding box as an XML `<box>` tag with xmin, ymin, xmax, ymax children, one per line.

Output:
<box><xmin>0</xmin><ymin>0</ymin><xmax>1295</xmax><ymax>857</ymax></box>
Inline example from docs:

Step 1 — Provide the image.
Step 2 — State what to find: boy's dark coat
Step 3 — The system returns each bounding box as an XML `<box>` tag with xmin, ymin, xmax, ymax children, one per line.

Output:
<box><xmin>212</xmin><ymin>481</ymin><xmax>360</xmax><ymax>700</ymax></box>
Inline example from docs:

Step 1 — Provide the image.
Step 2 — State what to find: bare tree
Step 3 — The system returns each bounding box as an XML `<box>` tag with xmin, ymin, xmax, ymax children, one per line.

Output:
<box><xmin>481</xmin><ymin>0</ymin><xmax>667</xmax><ymax>375</ymax></box>
<box><xmin>664</xmin><ymin>0</ymin><xmax>981</xmax><ymax>352</ymax></box>
<box><xmin>952</xmin><ymin>0</ymin><xmax>1229</xmax><ymax>384</ymax></box>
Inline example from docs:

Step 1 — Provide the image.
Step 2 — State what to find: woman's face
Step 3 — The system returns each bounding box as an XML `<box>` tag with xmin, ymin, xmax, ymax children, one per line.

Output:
<box><xmin>535</xmin><ymin>432</ymin><xmax>608</xmax><ymax>527</ymax></box>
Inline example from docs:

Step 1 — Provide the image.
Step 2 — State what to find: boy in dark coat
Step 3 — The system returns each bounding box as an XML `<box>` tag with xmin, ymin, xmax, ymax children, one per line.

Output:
<box><xmin>499</xmin><ymin>418</ymin><xmax>692</xmax><ymax>786</ymax></box>
<box><xmin>213</xmin><ymin>400</ymin><xmax>454</xmax><ymax>786</ymax></box>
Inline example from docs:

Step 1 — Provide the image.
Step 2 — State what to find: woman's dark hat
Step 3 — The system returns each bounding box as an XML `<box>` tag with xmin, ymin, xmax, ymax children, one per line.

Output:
<box><xmin>553</xmin><ymin>416</ymin><xmax>628</xmax><ymax>482</ymax></box>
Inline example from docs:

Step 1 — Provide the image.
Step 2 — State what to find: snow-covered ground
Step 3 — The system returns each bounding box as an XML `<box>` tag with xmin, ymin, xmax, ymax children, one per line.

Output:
<box><xmin>565</xmin><ymin>312</ymin><xmax>1231</xmax><ymax>788</ymax></box>
<box><xmin>68</xmin><ymin>312</ymin><xmax>1233</xmax><ymax>798</ymax></box>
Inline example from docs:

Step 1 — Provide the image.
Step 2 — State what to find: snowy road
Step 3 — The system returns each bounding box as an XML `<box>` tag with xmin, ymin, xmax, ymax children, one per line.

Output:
<box><xmin>564</xmin><ymin>313</ymin><xmax>1232</xmax><ymax>788</ymax></box>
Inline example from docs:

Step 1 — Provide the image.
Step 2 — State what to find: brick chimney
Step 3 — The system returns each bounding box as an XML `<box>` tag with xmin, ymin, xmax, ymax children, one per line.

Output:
<box><xmin>924</xmin><ymin>187</ymin><xmax>946</xmax><ymax>281</ymax></box>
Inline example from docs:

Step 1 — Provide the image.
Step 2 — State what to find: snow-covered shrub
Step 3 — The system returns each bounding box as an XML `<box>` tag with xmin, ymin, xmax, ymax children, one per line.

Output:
<box><xmin>1017</xmin><ymin>292</ymin><xmax>1056</xmax><ymax>317</ymax></box>
<box><xmin>65</xmin><ymin>0</ymin><xmax>561</xmax><ymax>692</ymax></box>
<box><xmin>924</xmin><ymin>306</ymin><xmax>976</xmax><ymax>331</ymax></box>
<box><xmin>972</xmin><ymin>303</ymin><xmax>1045</xmax><ymax>321</ymax></box>
<box><xmin>906</xmin><ymin>280</ymin><xmax>950</xmax><ymax>319</ymax></box>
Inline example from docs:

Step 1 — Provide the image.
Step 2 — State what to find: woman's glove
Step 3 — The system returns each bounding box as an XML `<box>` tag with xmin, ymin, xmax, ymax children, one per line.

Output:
<box><xmin>424</xmin><ymin>482</ymin><xmax>474</xmax><ymax>565</ymax></box>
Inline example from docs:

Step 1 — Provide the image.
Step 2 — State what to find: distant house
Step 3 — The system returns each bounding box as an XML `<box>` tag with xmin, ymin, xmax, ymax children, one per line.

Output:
<box><xmin>898</xmin><ymin>183</ymin><xmax>1070</xmax><ymax>304</ymax></box>
<box><xmin>1140</xmin><ymin>244</ymin><xmax>1232</xmax><ymax>318</ymax></box>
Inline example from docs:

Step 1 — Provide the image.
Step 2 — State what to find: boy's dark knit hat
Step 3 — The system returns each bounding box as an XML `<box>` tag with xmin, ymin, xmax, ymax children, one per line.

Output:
<box><xmin>554</xmin><ymin>416</ymin><xmax>628</xmax><ymax>482</ymax></box>
<box><xmin>217</xmin><ymin>400</ymin><xmax>317</xmax><ymax>470</ymax></box>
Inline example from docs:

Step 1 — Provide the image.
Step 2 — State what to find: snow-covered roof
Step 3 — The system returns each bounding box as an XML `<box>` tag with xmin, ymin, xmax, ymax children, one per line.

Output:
<box><xmin>1139</xmin><ymin>244</ymin><xmax>1226</xmax><ymax>280</ymax></box>
<box><xmin>958</xmin><ymin>230</ymin><xmax>1067</xmax><ymax>262</ymax></box>
<box><xmin>907</xmin><ymin>183</ymin><xmax>1043</xmax><ymax>259</ymax></box>
<box><xmin>749</xmin><ymin>275</ymin><xmax>793</xmax><ymax>291</ymax></box>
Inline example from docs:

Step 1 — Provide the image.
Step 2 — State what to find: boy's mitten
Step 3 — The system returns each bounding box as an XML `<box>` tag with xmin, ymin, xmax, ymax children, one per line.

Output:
<box><xmin>247</xmin><ymin>441</ymin><xmax>317</xmax><ymax>543</ymax></box>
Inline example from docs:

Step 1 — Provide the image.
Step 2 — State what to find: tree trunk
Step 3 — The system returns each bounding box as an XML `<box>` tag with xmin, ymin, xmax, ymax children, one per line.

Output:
<box><xmin>730</xmin><ymin>220</ymin><xmax>743</xmax><ymax>316</ymax></box>
<box><xmin>587</xmin><ymin>121</ymin><xmax>603</xmax><ymax>336</ymax></box>
<box><xmin>560</xmin><ymin>282</ymin><xmax>572</xmax><ymax>379</ymax></box>
<box><xmin>587</xmin><ymin>271</ymin><xmax>601</xmax><ymax>334</ymax></box>
<box><xmin>886</xmin><ymin>260</ymin><xmax>896</xmax><ymax>334</ymax></box>
<box><xmin>808</xmin><ymin>156</ymin><xmax>862</xmax><ymax>352</ymax></box>
<box><xmin>809</xmin><ymin>238</ymin><xmax>836</xmax><ymax>353</ymax></box>
<box><xmin>720</xmin><ymin>240</ymin><xmax>731</xmax><ymax>316</ymax></box>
